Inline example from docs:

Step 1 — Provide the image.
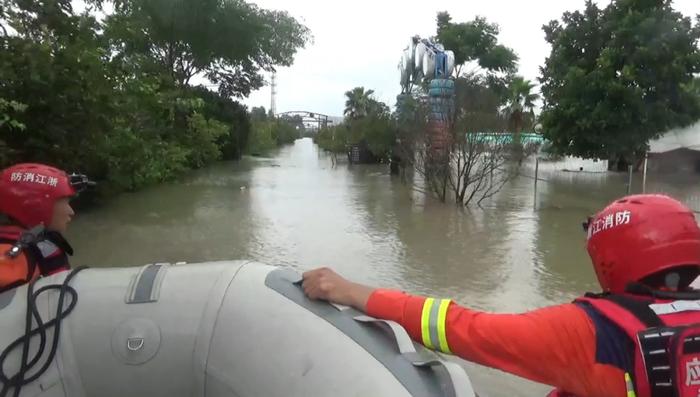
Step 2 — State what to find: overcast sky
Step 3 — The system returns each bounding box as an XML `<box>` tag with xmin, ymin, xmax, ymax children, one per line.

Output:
<box><xmin>242</xmin><ymin>0</ymin><xmax>700</xmax><ymax>117</ymax></box>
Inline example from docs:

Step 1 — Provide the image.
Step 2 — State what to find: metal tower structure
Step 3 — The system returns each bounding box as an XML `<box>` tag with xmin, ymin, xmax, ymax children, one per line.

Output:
<box><xmin>397</xmin><ymin>36</ymin><xmax>456</xmax><ymax>154</ymax></box>
<box><xmin>270</xmin><ymin>72</ymin><xmax>277</xmax><ymax>116</ymax></box>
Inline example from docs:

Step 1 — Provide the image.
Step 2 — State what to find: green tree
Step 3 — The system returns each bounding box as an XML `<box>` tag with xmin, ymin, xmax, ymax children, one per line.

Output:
<box><xmin>435</xmin><ymin>12</ymin><xmax>518</xmax><ymax>77</ymax></box>
<box><xmin>691</xmin><ymin>77</ymin><xmax>700</xmax><ymax>97</ymax></box>
<box><xmin>189</xmin><ymin>86</ymin><xmax>251</xmax><ymax>160</ymax></box>
<box><xmin>539</xmin><ymin>0</ymin><xmax>700</xmax><ymax>168</ymax></box>
<box><xmin>317</xmin><ymin>87</ymin><xmax>395</xmax><ymax>161</ymax></box>
<box><xmin>0</xmin><ymin>98</ymin><xmax>27</xmax><ymax>164</ymax></box>
<box><xmin>455</xmin><ymin>74</ymin><xmax>509</xmax><ymax>132</ymax></box>
<box><xmin>250</xmin><ymin>106</ymin><xmax>269</xmax><ymax>122</ymax></box>
<box><xmin>279</xmin><ymin>114</ymin><xmax>305</xmax><ymax>136</ymax></box>
<box><xmin>314</xmin><ymin>125</ymin><xmax>348</xmax><ymax>154</ymax></box>
<box><xmin>393</xmin><ymin>94</ymin><xmax>428</xmax><ymax>171</ymax></box>
<box><xmin>246</xmin><ymin>120</ymin><xmax>275</xmax><ymax>156</ymax></box>
<box><xmin>347</xmin><ymin>114</ymin><xmax>395</xmax><ymax>160</ymax></box>
<box><xmin>0</xmin><ymin>0</ymin><xmax>117</xmax><ymax>174</ymax></box>
<box><xmin>0</xmin><ymin>98</ymin><xmax>26</xmax><ymax>132</ymax></box>
<box><xmin>245</xmin><ymin>114</ymin><xmax>300</xmax><ymax>155</ymax></box>
<box><xmin>271</xmin><ymin>118</ymin><xmax>298</xmax><ymax>145</ymax></box>
<box><xmin>100</xmin><ymin>0</ymin><xmax>310</xmax><ymax>97</ymax></box>
<box><xmin>0</xmin><ymin>0</ymin><xmax>306</xmax><ymax>194</ymax></box>
<box><xmin>342</xmin><ymin>87</ymin><xmax>394</xmax><ymax>160</ymax></box>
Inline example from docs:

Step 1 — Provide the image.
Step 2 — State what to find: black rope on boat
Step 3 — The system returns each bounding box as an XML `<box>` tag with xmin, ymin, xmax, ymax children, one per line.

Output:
<box><xmin>0</xmin><ymin>266</ymin><xmax>88</xmax><ymax>397</ymax></box>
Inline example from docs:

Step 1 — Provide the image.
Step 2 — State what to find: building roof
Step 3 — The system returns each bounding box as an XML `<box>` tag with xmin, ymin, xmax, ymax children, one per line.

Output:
<box><xmin>649</xmin><ymin>121</ymin><xmax>700</xmax><ymax>153</ymax></box>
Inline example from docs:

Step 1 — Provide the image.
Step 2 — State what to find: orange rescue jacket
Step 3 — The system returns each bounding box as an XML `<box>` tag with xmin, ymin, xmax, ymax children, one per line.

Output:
<box><xmin>0</xmin><ymin>226</ymin><xmax>40</xmax><ymax>292</ymax></box>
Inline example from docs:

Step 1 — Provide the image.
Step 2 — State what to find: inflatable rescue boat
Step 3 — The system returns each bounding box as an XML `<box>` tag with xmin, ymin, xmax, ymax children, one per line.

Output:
<box><xmin>0</xmin><ymin>261</ymin><xmax>477</xmax><ymax>397</ymax></box>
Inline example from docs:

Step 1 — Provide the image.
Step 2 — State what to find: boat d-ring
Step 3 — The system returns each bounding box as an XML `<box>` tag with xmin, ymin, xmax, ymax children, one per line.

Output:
<box><xmin>127</xmin><ymin>337</ymin><xmax>145</xmax><ymax>351</ymax></box>
<box><xmin>111</xmin><ymin>318</ymin><xmax>161</xmax><ymax>365</ymax></box>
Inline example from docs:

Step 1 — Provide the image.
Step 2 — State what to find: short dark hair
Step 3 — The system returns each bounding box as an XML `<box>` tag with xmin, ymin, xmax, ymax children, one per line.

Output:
<box><xmin>640</xmin><ymin>265</ymin><xmax>700</xmax><ymax>290</ymax></box>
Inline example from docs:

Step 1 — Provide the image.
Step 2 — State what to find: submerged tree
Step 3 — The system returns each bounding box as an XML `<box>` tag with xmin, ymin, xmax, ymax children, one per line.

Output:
<box><xmin>396</xmin><ymin>75</ymin><xmax>516</xmax><ymax>206</ymax></box>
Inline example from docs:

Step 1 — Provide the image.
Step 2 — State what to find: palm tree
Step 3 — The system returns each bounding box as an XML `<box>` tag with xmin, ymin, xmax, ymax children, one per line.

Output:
<box><xmin>505</xmin><ymin>77</ymin><xmax>540</xmax><ymax>134</ymax></box>
<box><xmin>344</xmin><ymin>87</ymin><xmax>375</xmax><ymax>120</ymax></box>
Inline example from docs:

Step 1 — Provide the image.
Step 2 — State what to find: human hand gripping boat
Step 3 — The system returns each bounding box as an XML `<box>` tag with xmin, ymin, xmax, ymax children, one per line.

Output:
<box><xmin>0</xmin><ymin>260</ymin><xmax>478</xmax><ymax>397</ymax></box>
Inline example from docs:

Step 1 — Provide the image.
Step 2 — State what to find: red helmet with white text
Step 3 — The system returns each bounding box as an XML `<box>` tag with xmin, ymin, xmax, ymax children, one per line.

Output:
<box><xmin>584</xmin><ymin>194</ymin><xmax>700</xmax><ymax>293</ymax></box>
<box><xmin>0</xmin><ymin>163</ymin><xmax>92</xmax><ymax>228</ymax></box>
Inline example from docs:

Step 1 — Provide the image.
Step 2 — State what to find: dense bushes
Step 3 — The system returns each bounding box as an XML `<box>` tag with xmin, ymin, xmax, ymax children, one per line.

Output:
<box><xmin>0</xmin><ymin>0</ymin><xmax>309</xmax><ymax>194</ymax></box>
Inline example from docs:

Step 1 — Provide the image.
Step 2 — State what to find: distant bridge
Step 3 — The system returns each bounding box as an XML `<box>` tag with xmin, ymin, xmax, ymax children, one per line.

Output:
<box><xmin>276</xmin><ymin>111</ymin><xmax>337</xmax><ymax>130</ymax></box>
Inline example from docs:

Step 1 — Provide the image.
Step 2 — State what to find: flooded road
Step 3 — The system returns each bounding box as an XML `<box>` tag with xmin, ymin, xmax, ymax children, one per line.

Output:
<box><xmin>67</xmin><ymin>138</ymin><xmax>700</xmax><ymax>396</ymax></box>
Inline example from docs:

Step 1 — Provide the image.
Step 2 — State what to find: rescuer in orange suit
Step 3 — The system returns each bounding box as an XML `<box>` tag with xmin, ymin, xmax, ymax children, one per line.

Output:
<box><xmin>302</xmin><ymin>194</ymin><xmax>700</xmax><ymax>397</ymax></box>
<box><xmin>0</xmin><ymin>163</ymin><xmax>94</xmax><ymax>292</ymax></box>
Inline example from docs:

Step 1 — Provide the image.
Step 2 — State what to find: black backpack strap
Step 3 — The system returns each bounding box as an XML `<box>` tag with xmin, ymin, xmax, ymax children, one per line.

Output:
<box><xmin>22</xmin><ymin>244</ymin><xmax>40</xmax><ymax>281</ymax></box>
<box><xmin>43</xmin><ymin>231</ymin><xmax>73</xmax><ymax>256</ymax></box>
<box><xmin>586</xmin><ymin>292</ymin><xmax>664</xmax><ymax>328</ymax></box>
<box><xmin>604</xmin><ymin>294</ymin><xmax>664</xmax><ymax>328</ymax></box>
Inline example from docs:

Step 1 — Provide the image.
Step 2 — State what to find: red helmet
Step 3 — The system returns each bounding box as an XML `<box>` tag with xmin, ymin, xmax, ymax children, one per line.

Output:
<box><xmin>585</xmin><ymin>194</ymin><xmax>700</xmax><ymax>293</ymax></box>
<box><xmin>0</xmin><ymin>163</ymin><xmax>79</xmax><ymax>228</ymax></box>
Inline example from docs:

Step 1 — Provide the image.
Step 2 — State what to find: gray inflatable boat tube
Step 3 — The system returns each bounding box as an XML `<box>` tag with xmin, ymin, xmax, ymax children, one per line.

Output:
<box><xmin>0</xmin><ymin>261</ymin><xmax>477</xmax><ymax>397</ymax></box>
